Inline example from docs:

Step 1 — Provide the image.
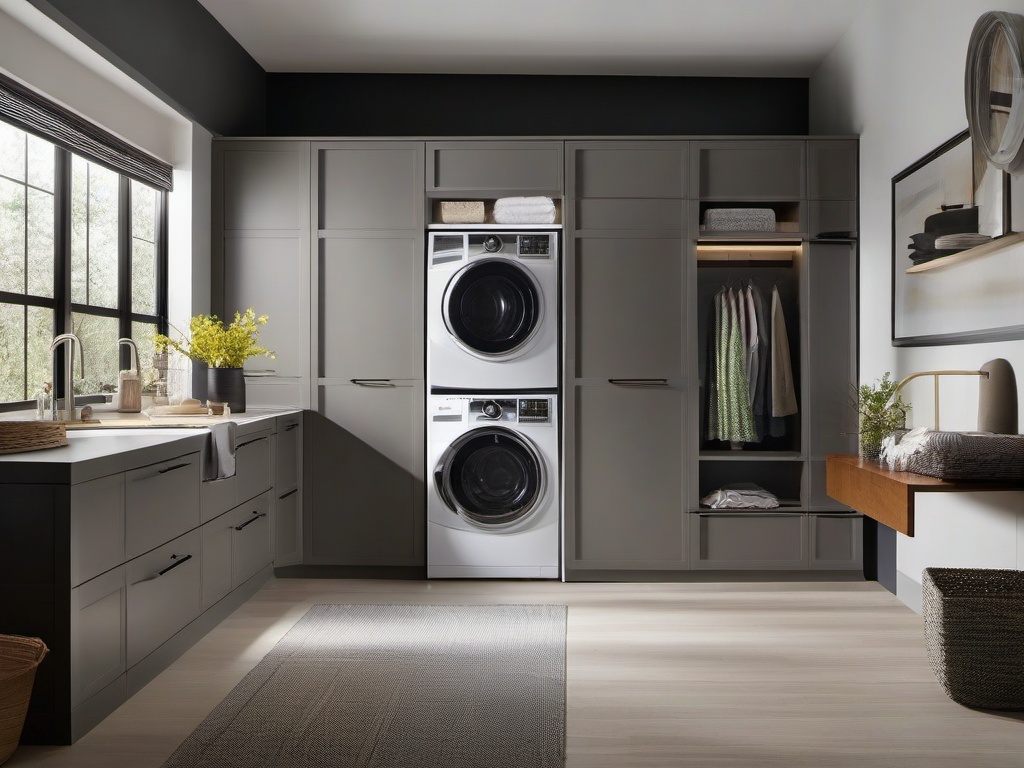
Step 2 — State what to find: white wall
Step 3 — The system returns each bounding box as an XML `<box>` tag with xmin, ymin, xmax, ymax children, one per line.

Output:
<box><xmin>0</xmin><ymin>0</ymin><xmax>211</xmax><ymax>342</ymax></box>
<box><xmin>810</xmin><ymin>0</ymin><xmax>1024</xmax><ymax>610</ymax></box>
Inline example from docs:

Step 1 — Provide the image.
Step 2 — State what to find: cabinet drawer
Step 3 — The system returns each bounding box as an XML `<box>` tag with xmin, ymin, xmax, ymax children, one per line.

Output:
<box><xmin>200</xmin><ymin>511</ymin><xmax>233</xmax><ymax>611</ymax></box>
<box><xmin>126</xmin><ymin>530</ymin><xmax>201</xmax><ymax>668</ymax></box>
<box><xmin>275</xmin><ymin>487</ymin><xmax>302</xmax><ymax>567</ymax></box>
<box><xmin>70</xmin><ymin>566</ymin><xmax>126</xmax><ymax>707</ymax></box>
<box><xmin>276</xmin><ymin>416</ymin><xmax>301</xmax><ymax>490</ymax></box>
<box><xmin>690</xmin><ymin>512</ymin><xmax>808</xmax><ymax>569</ymax></box>
<box><xmin>125</xmin><ymin>453</ymin><xmax>201</xmax><ymax>559</ymax></box>
<box><xmin>427</xmin><ymin>141</ymin><xmax>562</xmax><ymax>192</ymax></box>
<box><xmin>809</xmin><ymin>514</ymin><xmax>863</xmax><ymax>570</ymax></box>
<box><xmin>71</xmin><ymin>474</ymin><xmax>124</xmax><ymax>586</ymax></box>
<box><xmin>235</xmin><ymin>433</ymin><xmax>271</xmax><ymax>505</ymax></box>
<box><xmin>230</xmin><ymin>492</ymin><xmax>272</xmax><ymax>588</ymax></box>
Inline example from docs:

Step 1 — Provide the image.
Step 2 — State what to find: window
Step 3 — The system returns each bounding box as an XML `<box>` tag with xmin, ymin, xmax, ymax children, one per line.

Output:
<box><xmin>0</xmin><ymin>121</ymin><xmax>167</xmax><ymax>405</ymax></box>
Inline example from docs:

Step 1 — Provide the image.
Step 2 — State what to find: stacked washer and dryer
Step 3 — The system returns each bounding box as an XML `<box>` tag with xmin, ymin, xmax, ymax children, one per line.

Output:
<box><xmin>426</xmin><ymin>230</ymin><xmax>561</xmax><ymax>578</ymax></box>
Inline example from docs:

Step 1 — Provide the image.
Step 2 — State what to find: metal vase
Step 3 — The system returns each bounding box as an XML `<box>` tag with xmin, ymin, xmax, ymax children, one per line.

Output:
<box><xmin>206</xmin><ymin>366</ymin><xmax>245</xmax><ymax>413</ymax></box>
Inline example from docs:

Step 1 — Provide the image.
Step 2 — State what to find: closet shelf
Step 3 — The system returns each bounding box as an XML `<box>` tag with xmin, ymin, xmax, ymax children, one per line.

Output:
<box><xmin>905</xmin><ymin>231</ymin><xmax>1024</xmax><ymax>273</ymax></box>
<box><xmin>696</xmin><ymin>233</ymin><xmax>806</xmax><ymax>243</ymax></box>
<box><xmin>699</xmin><ymin>451</ymin><xmax>804</xmax><ymax>461</ymax></box>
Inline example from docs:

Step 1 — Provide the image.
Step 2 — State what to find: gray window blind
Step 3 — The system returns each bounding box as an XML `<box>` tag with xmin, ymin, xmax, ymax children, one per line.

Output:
<box><xmin>0</xmin><ymin>71</ymin><xmax>173</xmax><ymax>191</ymax></box>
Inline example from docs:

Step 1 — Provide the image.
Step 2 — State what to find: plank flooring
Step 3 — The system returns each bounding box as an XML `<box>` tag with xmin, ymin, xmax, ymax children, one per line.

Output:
<box><xmin>9</xmin><ymin>578</ymin><xmax>1024</xmax><ymax>767</ymax></box>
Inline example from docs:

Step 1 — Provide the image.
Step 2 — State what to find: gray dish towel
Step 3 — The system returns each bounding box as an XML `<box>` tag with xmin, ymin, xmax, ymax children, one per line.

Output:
<box><xmin>203</xmin><ymin>421</ymin><xmax>237</xmax><ymax>481</ymax></box>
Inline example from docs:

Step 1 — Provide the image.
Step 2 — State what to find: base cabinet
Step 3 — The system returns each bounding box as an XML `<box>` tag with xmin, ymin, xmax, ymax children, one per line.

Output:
<box><xmin>70</xmin><ymin>567</ymin><xmax>126</xmax><ymax>708</ymax></box>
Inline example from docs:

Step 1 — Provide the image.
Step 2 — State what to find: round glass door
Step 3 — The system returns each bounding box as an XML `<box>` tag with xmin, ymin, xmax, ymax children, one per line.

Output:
<box><xmin>445</xmin><ymin>259</ymin><xmax>541</xmax><ymax>357</ymax></box>
<box><xmin>441</xmin><ymin>427</ymin><xmax>544</xmax><ymax>527</ymax></box>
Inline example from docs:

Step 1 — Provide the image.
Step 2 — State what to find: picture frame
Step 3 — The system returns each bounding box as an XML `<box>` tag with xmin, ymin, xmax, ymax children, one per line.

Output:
<box><xmin>891</xmin><ymin>129</ymin><xmax>1022</xmax><ymax>346</ymax></box>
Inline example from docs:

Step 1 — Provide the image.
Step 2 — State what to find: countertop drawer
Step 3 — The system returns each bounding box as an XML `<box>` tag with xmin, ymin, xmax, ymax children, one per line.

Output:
<box><xmin>125</xmin><ymin>452</ymin><xmax>201</xmax><ymax>559</ymax></box>
<box><xmin>235</xmin><ymin>433</ymin><xmax>271</xmax><ymax>506</ymax></box>
<box><xmin>71</xmin><ymin>473</ymin><xmax>125</xmax><ymax>587</ymax></box>
<box><xmin>126</xmin><ymin>529</ymin><xmax>201</xmax><ymax>668</ymax></box>
<box><xmin>231</xmin><ymin>491</ymin><xmax>272</xmax><ymax>588</ymax></box>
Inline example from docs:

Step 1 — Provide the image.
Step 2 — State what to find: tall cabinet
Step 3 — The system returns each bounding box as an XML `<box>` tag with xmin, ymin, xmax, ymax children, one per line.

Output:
<box><xmin>564</xmin><ymin>142</ymin><xmax>690</xmax><ymax>572</ymax></box>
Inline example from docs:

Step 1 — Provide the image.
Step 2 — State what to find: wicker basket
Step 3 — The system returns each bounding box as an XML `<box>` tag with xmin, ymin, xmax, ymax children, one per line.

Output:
<box><xmin>922</xmin><ymin>568</ymin><xmax>1024</xmax><ymax>710</ymax></box>
<box><xmin>0</xmin><ymin>422</ymin><xmax>67</xmax><ymax>455</ymax></box>
<box><xmin>0</xmin><ymin>635</ymin><xmax>48</xmax><ymax>765</ymax></box>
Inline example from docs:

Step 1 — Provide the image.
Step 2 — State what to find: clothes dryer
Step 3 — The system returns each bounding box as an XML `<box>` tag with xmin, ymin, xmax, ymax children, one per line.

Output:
<box><xmin>427</xmin><ymin>231</ymin><xmax>559</xmax><ymax>390</ymax></box>
<box><xmin>427</xmin><ymin>393</ymin><xmax>559</xmax><ymax>578</ymax></box>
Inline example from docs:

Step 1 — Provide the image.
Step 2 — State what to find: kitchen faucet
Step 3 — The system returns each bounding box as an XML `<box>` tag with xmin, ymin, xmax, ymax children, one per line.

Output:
<box><xmin>49</xmin><ymin>333</ymin><xmax>84</xmax><ymax>422</ymax></box>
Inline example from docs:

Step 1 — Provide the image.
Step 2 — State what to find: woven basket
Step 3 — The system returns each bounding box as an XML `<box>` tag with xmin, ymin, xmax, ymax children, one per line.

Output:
<box><xmin>0</xmin><ymin>422</ymin><xmax>67</xmax><ymax>455</ymax></box>
<box><xmin>889</xmin><ymin>430</ymin><xmax>1024</xmax><ymax>482</ymax></box>
<box><xmin>0</xmin><ymin>635</ymin><xmax>48</xmax><ymax>765</ymax></box>
<box><xmin>922</xmin><ymin>568</ymin><xmax>1024</xmax><ymax>710</ymax></box>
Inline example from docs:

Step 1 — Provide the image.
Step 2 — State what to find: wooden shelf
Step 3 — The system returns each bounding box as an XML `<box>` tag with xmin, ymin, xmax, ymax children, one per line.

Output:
<box><xmin>825</xmin><ymin>454</ymin><xmax>1023</xmax><ymax>537</ymax></box>
<box><xmin>905</xmin><ymin>231</ymin><xmax>1024</xmax><ymax>273</ymax></box>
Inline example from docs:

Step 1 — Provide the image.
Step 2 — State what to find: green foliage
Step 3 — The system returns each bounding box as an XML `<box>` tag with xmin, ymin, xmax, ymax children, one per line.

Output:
<box><xmin>857</xmin><ymin>372</ymin><xmax>911</xmax><ymax>450</ymax></box>
<box><xmin>155</xmin><ymin>308</ymin><xmax>275</xmax><ymax>369</ymax></box>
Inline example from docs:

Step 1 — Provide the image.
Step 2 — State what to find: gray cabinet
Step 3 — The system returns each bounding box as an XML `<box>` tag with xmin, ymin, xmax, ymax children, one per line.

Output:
<box><xmin>70</xmin><ymin>567</ymin><xmax>125</xmax><ymax>708</ymax></box>
<box><xmin>320</xmin><ymin>144</ymin><xmax>422</xmax><ymax>230</ymax></box>
<box><xmin>214</xmin><ymin>141</ymin><xmax>312</xmax><ymax>408</ymax></box>
<box><xmin>692</xmin><ymin>140</ymin><xmax>806</xmax><ymax>199</ymax></box>
<box><xmin>571</xmin><ymin>383</ymin><xmax>687</xmax><ymax>568</ymax></box>
<box><xmin>809</xmin><ymin>513</ymin><xmax>863</xmax><ymax>570</ymax></box>
<box><xmin>808</xmin><ymin>140</ymin><xmax>858</xmax><ymax>236</ymax></box>
<box><xmin>690</xmin><ymin>512</ymin><xmax>808</xmax><ymax>569</ymax></box>
<box><xmin>124</xmin><ymin>452</ymin><xmax>200</xmax><ymax>559</ymax></box>
<box><xmin>234</xmin><ymin>431</ymin><xmax>272</xmax><ymax>505</ymax></box>
<box><xmin>427</xmin><ymin>141</ymin><xmax>562</xmax><ymax>194</ymax></box>
<box><xmin>274</xmin><ymin>413</ymin><xmax>303</xmax><ymax>567</ymax></box>
<box><xmin>231</xmin><ymin>491</ymin><xmax>273</xmax><ymax>587</ymax></box>
<box><xmin>572</xmin><ymin>142</ymin><xmax>688</xmax><ymax>199</ymax></box>
<box><xmin>70</xmin><ymin>474</ymin><xmax>124</xmax><ymax>586</ymax></box>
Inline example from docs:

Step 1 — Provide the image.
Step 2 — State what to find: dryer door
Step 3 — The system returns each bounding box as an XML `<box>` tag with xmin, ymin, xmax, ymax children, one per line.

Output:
<box><xmin>437</xmin><ymin>426</ymin><xmax>545</xmax><ymax>527</ymax></box>
<box><xmin>443</xmin><ymin>259</ymin><xmax>541</xmax><ymax>358</ymax></box>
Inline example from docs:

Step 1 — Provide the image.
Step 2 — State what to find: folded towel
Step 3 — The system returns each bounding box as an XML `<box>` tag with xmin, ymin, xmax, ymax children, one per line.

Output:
<box><xmin>203</xmin><ymin>420</ymin><xmax>237</xmax><ymax>481</ymax></box>
<box><xmin>493</xmin><ymin>209</ymin><xmax>557</xmax><ymax>224</ymax></box>
<box><xmin>493</xmin><ymin>196</ymin><xmax>555</xmax><ymax>211</ymax></box>
<box><xmin>700</xmin><ymin>482</ymin><xmax>779</xmax><ymax>510</ymax></box>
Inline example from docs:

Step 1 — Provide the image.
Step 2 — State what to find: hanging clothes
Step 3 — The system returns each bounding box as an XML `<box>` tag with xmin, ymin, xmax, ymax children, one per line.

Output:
<box><xmin>709</xmin><ymin>287</ymin><xmax>757</xmax><ymax>442</ymax></box>
<box><xmin>771</xmin><ymin>286</ymin><xmax>799</xmax><ymax>417</ymax></box>
<box><xmin>705</xmin><ymin>291</ymin><xmax>721</xmax><ymax>441</ymax></box>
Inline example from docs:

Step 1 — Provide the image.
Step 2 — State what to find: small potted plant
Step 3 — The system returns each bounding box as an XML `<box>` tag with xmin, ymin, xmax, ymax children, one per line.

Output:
<box><xmin>154</xmin><ymin>308</ymin><xmax>274</xmax><ymax>413</ymax></box>
<box><xmin>857</xmin><ymin>372</ymin><xmax>911</xmax><ymax>461</ymax></box>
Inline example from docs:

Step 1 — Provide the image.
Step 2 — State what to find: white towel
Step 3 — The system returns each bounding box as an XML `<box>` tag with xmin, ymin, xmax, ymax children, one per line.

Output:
<box><xmin>203</xmin><ymin>421</ymin><xmax>237</xmax><ymax>481</ymax></box>
<box><xmin>493</xmin><ymin>196</ymin><xmax>555</xmax><ymax>211</ymax></box>
<box><xmin>493</xmin><ymin>209</ymin><xmax>557</xmax><ymax>224</ymax></box>
<box><xmin>493</xmin><ymin>196</ymin><xmax>556</xmax><ymax>224</ymax></box>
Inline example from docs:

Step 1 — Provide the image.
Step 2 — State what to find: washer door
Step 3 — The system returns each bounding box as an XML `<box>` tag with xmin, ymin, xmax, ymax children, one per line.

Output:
<box><xmin>444</xmin><ymin>259</ymin><xmax>541</xmax><ymax>358</ymax></box>
<box><xmin>436</xmin><ymin>427</ymin><xmax>545</xmax><ymax>527</ymax></box>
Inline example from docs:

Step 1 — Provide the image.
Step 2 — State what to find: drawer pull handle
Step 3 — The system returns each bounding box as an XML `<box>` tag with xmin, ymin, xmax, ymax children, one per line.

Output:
<box><xmin>133</xmin><ymin>553</ymin><xmax>194</xmax><ymax>585</ymax></box>
<box><xmin>157</xmin><ymin>462</ymin><xmax>190</xmax><ymax>475</ymax></box>
<box><xmin>279</xmin><ymin>488</ymin><xmax>298</xmax><ymax>499</ymax></box>
<box><xmin>608</xmin><ymin>378</ymin><xmax>670</xmax><ymax>388</ymax></box>
<box><xmin>236</xmin><ymin>437</ymin><xmax>267</xmax><ymax>449</ymax></box>
<box><xmin>351</xmin><ymin>379</ymin><xmax>395</xmax><ymax>388</ymax></box>
<box><xmin>235</xmin><ymin>512</ymin><xmax>267</xmax><ymax>531</ymax></box>
<box><xmin>285</xmin><ymin>423</ymin><xmax>298</xmax><ymax>432</ymax></box>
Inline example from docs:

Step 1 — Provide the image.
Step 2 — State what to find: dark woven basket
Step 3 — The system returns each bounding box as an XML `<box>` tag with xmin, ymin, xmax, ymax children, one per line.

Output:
<box><xmin>922</xmin><ymin>567</ymin><xmax>1024</xmax><ymax>710</ymax></box>
<box><xmin>888</xmin><ymin>430</ymin><xmax>1024</xmax><ymax>481</ymax></box>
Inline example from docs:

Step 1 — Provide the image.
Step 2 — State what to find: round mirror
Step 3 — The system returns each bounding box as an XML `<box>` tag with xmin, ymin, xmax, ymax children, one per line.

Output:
<box><xmin>966</xmin><ymin>12</ymin><xmax>1024</xmax><ymax>172</ymax></box>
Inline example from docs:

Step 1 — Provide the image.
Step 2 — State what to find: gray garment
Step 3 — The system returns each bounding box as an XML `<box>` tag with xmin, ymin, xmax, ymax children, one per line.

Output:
<box><xmin>705</xmin><ymin>291</ymin><xmax>721</xmax><ymax>441</ymax></box>
<box><xmin>744</xmin><ymin>286</ymin><xmax>759</xmax><ymax>408</ymax></box>
<box><xmin>749</xmin><ymin>284</ymin><xmax>772</xmax><ymax>440</ymax></box>
<box><xmin>720</xmin><ymin>289</ymin><xmax>756</xmax><ymax>442</ymax></box>
<box><xmin>771</xmin><ymin>286</ymin><xmax>799</xmax><ymax>417</ymax></box>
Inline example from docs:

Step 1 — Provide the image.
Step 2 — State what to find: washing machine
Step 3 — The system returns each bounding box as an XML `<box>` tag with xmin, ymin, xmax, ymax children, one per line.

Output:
<box><xmin>427</xmin><ymin>393</ymin><xmax>560</xmax><ymax>579</ymax></box>
<box><xmin>427</xmin><ymin>230</ymin><xmax>559</xmax><ymax>390</ymax></box>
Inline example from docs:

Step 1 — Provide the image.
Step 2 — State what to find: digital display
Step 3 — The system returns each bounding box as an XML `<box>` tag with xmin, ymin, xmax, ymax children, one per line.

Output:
<box><xmin>518</xmin><ymin>236</ymin><xmax>550</xmax><ymax>255</ymax></box>
<box><xmin>518</xmin><ymin>399</ymin><xmax>549</xmax><ymax>421</ymax></box>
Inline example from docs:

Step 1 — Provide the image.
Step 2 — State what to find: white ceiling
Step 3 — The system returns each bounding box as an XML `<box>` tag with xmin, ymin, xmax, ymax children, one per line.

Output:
<box><xmin>197</xmin><ymin>0</ymin><xmax>864</xmax><ymax>77</ymax></box>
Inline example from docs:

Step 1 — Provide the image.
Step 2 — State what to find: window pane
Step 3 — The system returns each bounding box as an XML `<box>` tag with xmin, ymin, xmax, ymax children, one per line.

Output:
<box><xmin>132</xmin><ymin>320</ymin><xmax>158</xmax><ymax>391</ymax></box>
<box><xmin>131</xmin><ymin>181</ymin><xmax>157</xmax><ymax>315</ymax></box>
<box><xmin>0</xmin><ymin>177</ymin><xmax>25</xmax><ymax>294</ymax></box>
<box><xmin>0</xmin><ymin>123</ymin><xmax>25</xmax><ymax>183</ymax></box>
<box><xmin>0</xmin><ymin>303</ymin><xmax>26</xmax><ymax>401</ymax></box>
<box><xmin>27</xmin><ymin>305</ymin><xmax>53</xmax><ymax>396</ymax></box>
<box><xmin>27</xmin><ymin>187</ymin><xmax>54</xmax><ymax>298</ymax></box>
<box><xmin>72</xmin><ymin>312</ymin><xmax>119</xmax><ymax>395</ymax></box>
<box><xmin>26</xmin><ymin>135</ymin><xmax>54</xmax><ymax>193</ymax></box>
<box><xmin>71</xmin><ymin>157</ymin><xmax>119</xmax><ymax>309</ymax></box>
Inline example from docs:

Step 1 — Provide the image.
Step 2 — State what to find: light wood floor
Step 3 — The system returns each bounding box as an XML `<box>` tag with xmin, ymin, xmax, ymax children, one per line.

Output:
<box><xmin>9</xmin><ymin>578</ymin><xmax>1024</xmax><ymax>767</ymax></box>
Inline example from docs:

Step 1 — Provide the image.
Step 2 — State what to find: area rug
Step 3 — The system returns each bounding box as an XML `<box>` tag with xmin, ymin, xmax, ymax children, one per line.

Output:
<box><xmin>161</xmin><ymin>603</ymin><xmax>567</xmax><ymax>768</ymax></box>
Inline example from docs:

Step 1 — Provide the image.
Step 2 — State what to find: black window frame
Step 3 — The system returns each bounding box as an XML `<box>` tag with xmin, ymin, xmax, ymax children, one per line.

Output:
<box><xmin>0</xmin><ymin>135</ymin><xmax>168</xmax><ymax>410</ymax></box>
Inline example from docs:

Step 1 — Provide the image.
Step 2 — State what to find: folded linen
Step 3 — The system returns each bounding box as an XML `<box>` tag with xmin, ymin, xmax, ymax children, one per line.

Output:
<box><xmin>700</xmin><ymin>482</ymin><xmax>779</xmax><ymax>510</ymax></box>
<box><xmin>203</xmin><ymin>420</ymin><xmax>237</xmax><ymax>481</ymax></box>
<box><xmin>493</xmin><ymin>209</ymin><xmax>557</xmax><ymax>224</ymax></box>
<box><xmin>493</xmin><ymin>196</ymin><xmax>555</xmax><ymax>211</ymax></box>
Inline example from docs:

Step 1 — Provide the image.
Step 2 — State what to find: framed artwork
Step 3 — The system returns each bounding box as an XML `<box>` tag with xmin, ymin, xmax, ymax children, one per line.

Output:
<box><xmin>891</xmin><ymin>129</ymin><xmax>1022</xmax><ymax>346</ymax></box>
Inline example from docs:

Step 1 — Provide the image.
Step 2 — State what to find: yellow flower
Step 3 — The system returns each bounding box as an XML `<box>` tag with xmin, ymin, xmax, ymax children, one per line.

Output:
<box><xmin>154</xmin><ymin>308</ymin><xmax>275</xmax><ymax>368</ymax></box>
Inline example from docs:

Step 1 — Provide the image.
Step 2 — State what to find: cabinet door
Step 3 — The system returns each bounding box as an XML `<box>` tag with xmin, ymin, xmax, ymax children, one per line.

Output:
<box><xmin>572</xmin><ymin>383</ymin><xmax>687</xmax><ymax>567</ymax></box>
<box><xmin>693</xmin><ymin>140</ymin><xmax>805</xmax><ymax>199</ymax></box>
<box><xmin>320</xmin><ymin>144</ymin><xmax>423</xmax><ymax>230</ymax></box>
<box><xmin>320</xmin><ymin>235</ymin><xmax>421</xmax><ymax>379</ymax></box>
<box><xmin>70</xmin><ymin>566</ymin><xmax>126</xmax><ymax>707</ymax></box>
<box><xmin>310</xmin><ymin>381</ymin><xmax>424</xmax><ymax>566</ymax></box>
<box><xmin>570</xmin><ymin>142</ymin><xmax>688</xmax><ymax>198</ymax></box>
<box><xmin>126</xmin><ymin>530</ymin><xmax>201</xmax><ymax>667</ymax></box>
<box><xmin>575</xmin><ymin>237</ymin><xmax>684</xmax><ymax>379</ymax></box>
<box><xmin>275</xmin><ymin>487</ymin><xmax>302</xmax><ymax>567</ymax></box>
<box><xmin>427</xmin><ymin>141</ymin><xmax>562</xmax><ymax>193</ymax></box>
<box><xmin>276</xmin><ymin>415</ymin><xmax>301</xmax><ymax>490</ymax></box>
<box><xmin>809</xmin><ymin>513</ymin><xmax>863</xmax><ymax>570</ymax></box>
<box><xmin>808</xmin><ymin>140</ymin><xmax>858</xmax><ymax>200</ymax></box>
<box><xmin>235</xmin><ymin>432</ymin><xmax>272</xmax><ymax>506</ymax></box>
<box><xmin>220</xmin><ymin>145</ymin><xmax>308</xmax><ymax>231</ymax></box>
<box><xmin>124</xmin><ymin>453</ymin><xmax>201</xmax><ymax>559</ymax></box>
<box><xmin>807</xmin><ymin>243</ymin><xmax>857</xmax><ymax>509</ymax></box>
<box><xmin>71</xmin><ymin>473</ymin><xmax>124</xmax><ymax>587</ymax></box>
<box><xmin>690</xmin><ymin>512</ymin><xmax>808</xmax><ymax>569</ymax></box>
<box><xmin>231</xmin><ymin>492</ymin><xmax>273</xmax><ymax>587</ymax></box>
<box><xmin>200</xmin><ymin>513</ymin><xmax>232</xmax><ymax>611</ymax></box>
